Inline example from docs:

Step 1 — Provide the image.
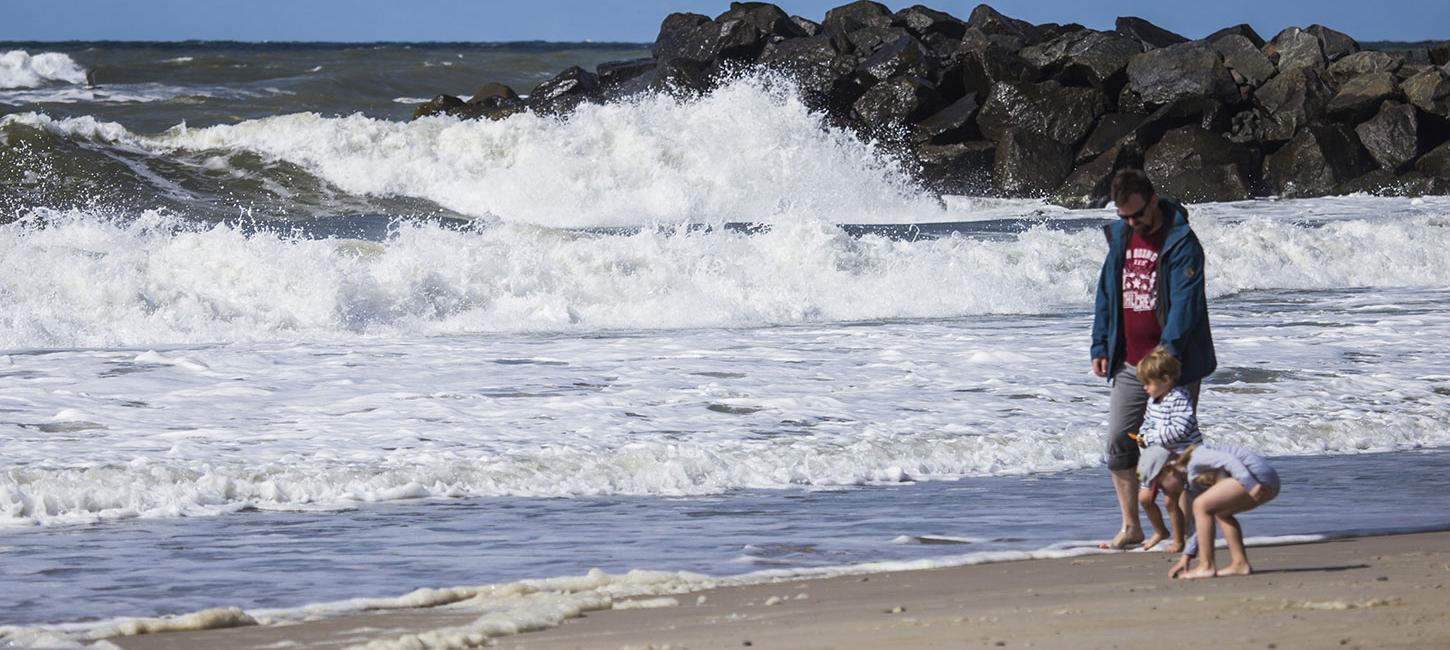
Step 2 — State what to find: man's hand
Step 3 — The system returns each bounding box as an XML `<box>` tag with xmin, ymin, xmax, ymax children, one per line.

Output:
<box><xmin>1248</xmin><ymin>484</ymin><xmax>1264</xmax><ymax>501</ymax></box>
<box><xmin>1168</xmin><ymin>555</ymin><xmax>1190</xmax><ymax>579</ymax></box>
<box><xmin>1092</xmin><ymin>357</ymin><xmax>1108</xmax><ymax>378</ymax></box>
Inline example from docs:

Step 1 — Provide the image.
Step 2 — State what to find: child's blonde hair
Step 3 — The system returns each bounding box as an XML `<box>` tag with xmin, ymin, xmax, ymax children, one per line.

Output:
<box><xmin>1136</xmin><ymin>347</ymin><xmax>1181</xmax><ymax>385</ymax></box>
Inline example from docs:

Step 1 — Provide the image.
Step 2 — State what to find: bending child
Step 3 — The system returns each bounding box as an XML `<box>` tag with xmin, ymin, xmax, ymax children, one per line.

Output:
<box><xmin>1153</xmin><ymin>443</ymin><xmax>1281</xmax><ymax>579</ymax></box>
<box><xmin>1131</xmin><ymin>348</ymin><xmax>1202</xmax><ymax>552</ymax></box>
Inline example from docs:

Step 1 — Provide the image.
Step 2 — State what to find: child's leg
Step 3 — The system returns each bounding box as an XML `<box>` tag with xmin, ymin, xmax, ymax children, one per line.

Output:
<box><xmin>1138</xmin><ymin>487</ymin><xmax>1167</xmax><ymax>550</ymax></box>
<box><xmin>1216</xmin><ymin>513</ymin><xmax>1252</xmax><ymax>576</ymax></box>
<box><xmin>1181</xmin><ymin>480</ymin><xmax>1261</xmax><ymax>579</ymax></box>
<box><xmin>1164</xmin><ymin>484</ymin><xmax>1186</xmax><ymax>553</ymax></box>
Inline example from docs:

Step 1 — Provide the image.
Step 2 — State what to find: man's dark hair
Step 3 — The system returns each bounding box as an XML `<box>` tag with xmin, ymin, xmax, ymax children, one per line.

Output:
<box><xmin>1110</xmin><ymin>169</ymin><xmax>1155</xmax><ymax>205</ymax></box>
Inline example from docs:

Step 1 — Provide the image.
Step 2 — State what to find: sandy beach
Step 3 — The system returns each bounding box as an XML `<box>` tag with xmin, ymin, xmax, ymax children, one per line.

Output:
<box><xmin>102</xmin><ymin>530</ymin><xmax>1450</xmax><ymax>650</ymax></box>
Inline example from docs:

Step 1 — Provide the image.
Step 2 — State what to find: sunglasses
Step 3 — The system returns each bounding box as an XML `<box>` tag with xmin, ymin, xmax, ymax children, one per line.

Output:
<box><xmin>1117</xmin><ymin>202</ymin><xmax>1150</xmax><ymax>221</ymax></box>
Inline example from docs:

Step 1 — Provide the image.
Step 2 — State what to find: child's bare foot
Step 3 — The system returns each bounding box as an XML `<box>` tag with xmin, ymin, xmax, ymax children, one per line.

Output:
<box><xmin>1140</xmin><ymin>532</ymin><xmax>1167</xmax><ymax>551</ymax></box>
<box><xmin>1098</xmin><ymin>527</ymin><xmax>1145</xmax><ymax>550</ymax></box>
<box><xmin>1164</xmin><ymin>540</ymin><xmax>1184</xmax><ymax>554</ymax></box>
<box><xmin>1180</xmin><ymin>566</ymin><xmax>1219</xmax><ymax>580</ymax></box>
<box><xmin>1168</xmin><ymin>556</ymin><xmax>1190</xmax><ymax>578</ymax></box>
<box><xmin>1217</xmin><ymin>562</ymin><xmax>1253</xmax><ymax>577</ymax></box>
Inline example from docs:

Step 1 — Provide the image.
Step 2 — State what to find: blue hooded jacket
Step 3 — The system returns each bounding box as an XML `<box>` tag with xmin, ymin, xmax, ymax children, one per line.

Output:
<box><xmin>1090</xmin><ymin>197</ymin><xmax>1217</xmax><ymax>385</ymax></box>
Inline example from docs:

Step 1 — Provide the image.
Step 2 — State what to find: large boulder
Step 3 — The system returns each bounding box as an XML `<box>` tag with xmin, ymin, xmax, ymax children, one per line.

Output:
<box><xmin>976</xmin><ymin>80</ymin><xmax>1106</xmax><ymax>147</ymax></box>
<box><xmin>965</xmin><ymin>4</ymin><xmax>1041</xmax><ymax>45</ymax></box>
<box><xmin>1334</xmin><ymin>169</ymin><xmax>1446</xmax><ymax>196</ymax></box>
<box><xmin>527</xmin><ymin>67</ymin><xmax>602</xmax><ymax>115</ymax></box>
<box><xmin>914</xmin><ymin>93</ymin><xmax>981</xmax><ymax>144</ymax></box>
<box><xmin>1326</xmin><ymin>51</ymin><xmax>1403</xmax><ymax>87</ymax></box>
<box><xmin>1126</xmin><ymin>41</ymin><xmax>1239</xmax><ymax>106</ymax></box>
<box><xmin>653</xmin><ymin>13</ymin><xmax>713</xmax><ymax>61</ymax></box>
<box><xmin>1020</xmin><ymin>29</ymin><xmax>1143</xmax><ymax>93</ymax></box>
<box><xmin>597</xmin><ymin>59</ymin><xmax>656</xmax><ymax>97</ymax></box>
<box><xmin>1416</xmin><ymin>141</ymin><xmax>1450</xmax><ymax>180</ymax></box>
<box><xmin>761</xmin><ymin>33</ymin><xmax>854</xmax><ymax>95</ymax></box>
<box><xmin>855</xmin><ymin>34</ymin><xmax>937</xmax><ymax>85</ymax></box>
<box><xmin>1264</xmin><ymin>28</ymin><xmax>1326</xmax><ymax>72</ymax></box>
<box><xmin>464</xmin><ymin>82</ymin><xmax>526</xmax><ymax>120</ymax></box>
<box><xmin>1211</xmin><ymin>35</ymin><xmax>1275</xmax><ymax>89</ymax></box>
<box><xmin>822</xmin><ymin>1</ymin><xmax>895</xmax><ymax>33</ymax></box>
<box><xmin>953</xmin><ymin>29</ymin><xmax>1041</xmax><ymax>98</ymax></box>
<box><xmin>717</xmin><ymin>2</ymin><xmax>810</xmax><ymax>39</ymax></box>
<box><xmin>916</xmin><ymin>140</ymin><xmax>995</xmax><ymax>194</ymax></box>
<box><xmin>791</xmin><ymin>15</ymin><xmax>821</xmax><ymax>36</ymax></box>
<box><xmin>1206</xmin><ymin>24</ymin><xmax>1266</xmax><ymax>49</ymax></box>
<box><xmin>1055</xmin><ymin>144</ymin><xmax>1140</xmax><ymax>208</ymax></box>
<box><xmin>1307</xmin><ymin>24</ymin><xmax>1359</xmax><ymax>63</ymax></box>
<box><xmin>1326</xmin><ymin>72</ymin><xmax>1400</xmax><ymax>122</ymax></box>
<box><xmin>851</xmin><ymin>76</ymin><xmax>945</xmax><ymax>133</ymax></box>
<box><xmin>1120</xmin><ymin>97</ymin><xmax>1232</xmax><ymax>153</ymax></box>
<box><xmin>894</xmin><ymin>5</ymin><xmax>967</xmax><ymax>40</ymax></box>
<box><xmin>1144</xmin><ymin>126</ymin><xmax>1255</xmax><ymax>202</ymax></box>
<box><xmin>1077</xmin><ymin>112</ymin><xmax>1145</xmax><ymax>162</ymax></box>
<box><xmin>1355</xmin><ymin>102</ymin><xmax>1420</xmax><ymax>171</ymax></box>
<box><xmin>993</xmin><ymin>128</ymin><xmax>1074</xmax><ymax>196</ymax></box>
<box><xmin>1264</xmin><ymin>124</ymin><xmax>1371</xmax><ymax>196</ymax></box>
<box><xmin>1114</xmin><ymin>16</ymin><xmax>1188</xmax><ymax>50</ymax></box>
<box><xmin>413</xmin><ymin>94</ymin><xmax>465</xmax><ymax>119</ymax></box>
<box><xmin>1432</xmin><ymin>42</ymin><xmax>1450</xmax><ymax>66</ymax></box>
<box><xmin>1255</xmin><ymin>66</ymin><xmax>1334</xmax><ymax>141</ymax></box>
<box><xmin>1402</xmin><ymin>67</ymin><xmax>1450</xmax><ymax>117</ymax></box>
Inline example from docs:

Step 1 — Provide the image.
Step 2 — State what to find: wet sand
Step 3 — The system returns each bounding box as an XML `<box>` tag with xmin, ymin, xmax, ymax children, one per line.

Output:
<box><xmin>107</xmin><ymin>531</ymin><xmax>1450</xmax><ymax>650</ymax></box>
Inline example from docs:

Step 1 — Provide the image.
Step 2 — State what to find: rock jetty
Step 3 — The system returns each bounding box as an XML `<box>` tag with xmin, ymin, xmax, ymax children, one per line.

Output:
<box><xmin>415</xmin><ymin>2</ymin><xmax>1450</xmax><ymax>206</ymax></box>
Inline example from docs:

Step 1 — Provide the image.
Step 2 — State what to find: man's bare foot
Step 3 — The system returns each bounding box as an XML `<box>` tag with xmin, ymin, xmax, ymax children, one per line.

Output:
<box><xmin>1098</xmin><ymin>527</ymin><xmax>1145</xmax><ymax>550</ymax></box>
<box><xmin>1164</xmin><ymin>541</ymin><xmax>1184</xmax><ymax>554</ymax></box>
<box><xmin>1180</xmin><ymin>566</ymin><xmax>1218</xmax><ymax>580</ymax></box>
<box><xmin>1217</xmin><ymin>562</ymin><xmax>1253</xmax><ymax>577</ymax></box>
<box><xmin>1140</xmin><ymin>532</ymin><xmax>1167</xmax><ymax>551</ymax></box>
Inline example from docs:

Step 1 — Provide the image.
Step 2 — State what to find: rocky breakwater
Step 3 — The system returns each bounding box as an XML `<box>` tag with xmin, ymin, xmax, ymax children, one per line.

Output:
<box><xmin>415</xmin><ymin>2</ymin><xmax>1450</xmax><ymax>206</ymax></box>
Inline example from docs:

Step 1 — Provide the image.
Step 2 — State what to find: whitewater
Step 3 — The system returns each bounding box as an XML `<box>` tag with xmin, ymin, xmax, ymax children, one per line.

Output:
<box><xmin>2</xmin><ymin>44</ymin><xmax>1449</xmax><ymax>645</ymax></box>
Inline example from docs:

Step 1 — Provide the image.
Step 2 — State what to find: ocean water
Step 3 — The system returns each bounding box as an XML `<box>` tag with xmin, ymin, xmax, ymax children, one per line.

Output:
<box><xmin>2</xmin><ymin>43</ymin><xmax>1450</xmax><ymax>647</ymax></box>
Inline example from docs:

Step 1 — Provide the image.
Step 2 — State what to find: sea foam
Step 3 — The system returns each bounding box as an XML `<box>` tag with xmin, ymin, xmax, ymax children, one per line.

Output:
<box><xmin>0</xmin><ymin>51</ymin><xmax>89</xmax><ymax>90</ymax></box>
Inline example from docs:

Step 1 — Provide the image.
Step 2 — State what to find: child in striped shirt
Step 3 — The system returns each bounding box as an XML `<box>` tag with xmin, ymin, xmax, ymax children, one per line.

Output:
<box><xmin>1132</xmin><ymin>347</ymin><xmax>1203</xmax><ymax>552</ymax></box>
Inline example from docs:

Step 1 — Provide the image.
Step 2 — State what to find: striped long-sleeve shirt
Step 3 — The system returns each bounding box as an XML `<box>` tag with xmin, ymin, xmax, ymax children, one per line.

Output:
<box><xmin>1140</xmin><ymin>386</ymin><xmax>1202</xmax><ymax>451</ymax></box>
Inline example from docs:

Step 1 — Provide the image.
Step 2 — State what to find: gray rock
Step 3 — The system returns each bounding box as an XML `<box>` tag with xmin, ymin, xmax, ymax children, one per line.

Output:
<box><xmin>1326</xmin><ymin>51</ymin><xmax>1403</xmax><ymax>87</ymax></box>
<box><xmin>1432</xmin><ymin>42</ymin><xmax>1450</xmax><ymax>66</ymax></box>
<box><xmin>1334</xmin><ymin>169</ymin><xmax>1447</xmax><ymax>196</ymax></box>
<box><xmin>842</xmin><ymin>26</ymin><xmax>912</xmax><ymax>59</ymax></box>
<box><xmin>1403</xmin><ymin>67</ymin><xmax>1450</xmax><ymax>117</ymax></box>
<box><xmin>1077</xmin><ymin>112</ymin><xmax>1145</xmax><ymax>163</ymax></box>
<box><xmin>1265</xmin><ymin>27</ymin><xmax>1326</xmax><ymax>72</ymax></box>
<box><xmin>916</xmin><ymin>140</ymin><xmax>995</xmax><ymax>194</ymax></box>
<box><xmin>822</xmin><ymin>1</ymin><xmax>894</xmax><ymax>34</ymax></box>
<box><xmin>1126</xmin><ymin>41</ymin><xmax>1239</xmax><ymax>106</ymax></box>
<box><xmin>855</xmin><ymin>34</ymin><xmax>936</xmax><ymax>85</ymax></box>
<box><xmin>1211</xmin><ymin>34</ymin><xmax>1275</xmax><ymax>89</ymax></box>
<box><xmin>1056</xmin><ymin>144</ymin><xmax>1138</xmax><ymax>208</ymax></box>
<box><xmin>1020</xmin><ymin>29</ymin><xmax>1143</xmax><ymax>92</ymax></box>
<box><xmin>597</xmin><ymin>59</ymin><xmax>656</xmax><ymax>92</ymax></box>
<box><xmin>851</xmin><ymin>76</ymin><xmax>945</xmax><ymax>132</ymax></box>
<box><xmin>1355</xmin><ymin>102</ymin><xmax>1420</xmax><ymax>170</ymax></box>
<box><xmin>760</xmin><ymin>34</ymin><xmax>855</xmax><ymax>96</ymax></box>
<box><xmin>914</xmin><ymin>93</ymin><xmax>981</xmax><ymax>144</ymax></box>
<box><xmin>953</xmin><ymin>31</ymin><xmax>1041</xmax><ymax>99</ymax></box>
<box><xmin>1144</xmin><ymin>126</ymin><xmax>1254</xmax><ymax>202</ymax></box>
<box><xmin>465</xmin><ymin>82</ymin><xmax>526</xmax><ymax>120</ymax></box>
<box><xmin>1326</xmin><ymin>72</ymin><xmax>1400</xmax><ymax>122</ymax></box>
<box><xmin>653</xmin><ymin>13</ymin><xmax>713</xmax><ymax>61</ymax></box>
<box><xmin>413</xmin><ymin>94</ymin><xmax>465</xmax><ymax>119</ymax></box>
<box><xmin>994</xmin><ymin>128</ymin><xmax>1074</xmax><ymax>196</ymax></box>
<box><xmin>1115</xmin><ymin>16</ymin><xmax>1188</xmax><ymax>50</ymax></box>
<box><xmin>1264</xmin><ymin>124</ymin><xmax>1371</xmax><ymax>196</ymax></box>
<box><xmin>1417</xmin><ymin>141</ymin><xmax>1450</xmax><ymax>179</ymax></box>
<box><xmin>1206</xmin><ymin>24</ymin><xmax>1266</xmax><ymax>49</ymax></box>
<box><xmin>965</xmin><ymin>4</ymin><xmax>1041</xmax><ymax>45</ymax></box>
<box><xmin>527</xmin><ymin>66</ymin><xmax>602</xmax><ymax>115</ymax></box>
<box><xmin>894</xmin><ymin>5</ymin><xmax>967</xmax><ymax>40</ymax></box>
<box><xmin>1255</xmin><ymin>67</ymin><xmax>1334</xmax><ymax>141</ymax></box>
<box><xmin>1307</xmin><ymin>24</ymin><xmax>1359</xmax><ymax>62</ymax></box>
<box><xmin>791</xmin><ymin>15</ymin><xmax>821</xmax><ymax>37</ymax></box>
<box><xmin>976</xmin><ymin>80</ymin><xmax>1106</xmax><ymax>147</ymax></box>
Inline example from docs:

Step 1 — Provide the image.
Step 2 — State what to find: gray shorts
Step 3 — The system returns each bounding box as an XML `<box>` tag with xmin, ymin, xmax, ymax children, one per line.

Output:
<box><xmin>1105</xmin><ymin>364</ymin><xmax>1200</xmax><ymax>472</ymax></box>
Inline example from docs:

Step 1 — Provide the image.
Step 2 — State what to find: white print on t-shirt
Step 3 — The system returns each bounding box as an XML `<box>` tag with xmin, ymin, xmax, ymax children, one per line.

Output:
<box><xmin>1123</xmin><ymin>248</ymin><xmax>1158</xmax><ymax>313</ymax></box>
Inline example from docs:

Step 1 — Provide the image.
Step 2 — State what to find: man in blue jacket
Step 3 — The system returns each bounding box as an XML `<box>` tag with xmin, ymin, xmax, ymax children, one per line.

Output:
<box><xmin>1091</xmin><ymin>169</ymin><xmax>1216</xmax><ymax>549</ymax></box>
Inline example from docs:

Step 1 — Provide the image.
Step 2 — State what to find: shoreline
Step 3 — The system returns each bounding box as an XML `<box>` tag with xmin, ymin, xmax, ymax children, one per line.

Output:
<box><xmin>82</xmin><ymin>529</ymin><xmax>1450</xmax><ymax>650</ymax></box>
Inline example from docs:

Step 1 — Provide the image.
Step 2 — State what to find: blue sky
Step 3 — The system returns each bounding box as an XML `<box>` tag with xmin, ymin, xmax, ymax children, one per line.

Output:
<box><xmin>3</xmin><ymin>1</ymin><xmax>1446</xmax><ymax>43</ymax></box>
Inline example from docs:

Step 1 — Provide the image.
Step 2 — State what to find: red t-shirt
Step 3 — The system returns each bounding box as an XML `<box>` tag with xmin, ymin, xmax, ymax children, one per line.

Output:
<box><xmin>1122</xmin><ymin>228</ymin><xmax>1167</xmax><ymax>366</ymax></box>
